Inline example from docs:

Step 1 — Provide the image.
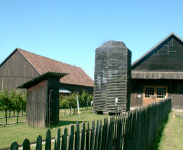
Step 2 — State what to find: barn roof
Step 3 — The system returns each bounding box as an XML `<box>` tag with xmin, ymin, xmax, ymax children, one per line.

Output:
<box><xmin>17</xmin><ymin>48</ymin><xmax>94</xmax><ymax>87</ymax></box>
<box><xmin>132</xmin><ymin>32</ymin><xmax>183</xmax><ymax>68</ymax></box>
<box><xmin>0</xmin><ymin>48</ymin><xmax>94</xmax><ymax>87</ymax></box>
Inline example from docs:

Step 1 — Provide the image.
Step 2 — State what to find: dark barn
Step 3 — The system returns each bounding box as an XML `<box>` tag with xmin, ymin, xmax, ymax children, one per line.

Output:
<box><xmin>131</xmin><ymin>32</ymin><xmax>183</xmax><ymax>110</ymax></box>
<box><xmin>18</xmin><ymin>72</ymin><xmax>67</xmax><ymax>128</ymax></box>
<box><xmin>93</xmin><ymin>41</ymin><xmax>131</xmax><ymax>114</ymax></box>
<box><xmin>0</xmin><ymin>48</ymin><xmax>94</xmax><ymax>94</ymax></box>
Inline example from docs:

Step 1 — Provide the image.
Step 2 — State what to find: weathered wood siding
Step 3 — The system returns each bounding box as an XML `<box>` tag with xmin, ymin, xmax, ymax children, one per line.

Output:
<box><xmin>26</xmin><ymin>80</ymin><xmax>48</xmax><ymax>128</ymax></box>
<box><xmin>0</xmin><ymin>50</ymin><xmax>39</xmax><ymax>91</ymax></box>
<box><xmin>93</xmin><ymin>41</ymin><xmax>131</xmax><ymax>113</ymax></box>
<box><xmin>172</xmin><ymin>94</ymin><xmax>183</xmax><ymax>110</ymax></box>
<box><xmin>132</xmin><ymin>36</ymin><xmax>183</xmax><ymax>71</ymax></box>
<box><xmin>93</xmin><ymin>47</ymin><xmax>107</xmax><ymax>111</ymax></box>
<box><xmin>130</xmin><ymin>79</ymin><xmax>183</xmax><ymax>107</ymax></box>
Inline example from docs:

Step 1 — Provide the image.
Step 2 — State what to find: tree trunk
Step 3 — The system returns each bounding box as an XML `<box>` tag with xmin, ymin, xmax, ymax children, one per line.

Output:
<box><xmin>87</xmin><ymin>99</ymin><xmax>88</xmax><ymax>110</ymax></box>
<box><xmin>17</xmin><ymin>112</ymin><xmax>19</xmax><ymax>123</ymax></box>
<box><xmin>5</xmin><ymin>110</ymin><xmax>7</xmax><ymax>125</ymax></box>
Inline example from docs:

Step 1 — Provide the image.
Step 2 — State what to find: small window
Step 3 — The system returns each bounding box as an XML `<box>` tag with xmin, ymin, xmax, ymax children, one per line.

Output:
<box><xmin>178</xmin><ymin>86</ymin><xmax>183</xmax><ymax>94</ymax></box>
<box><xmin>145</xmin><ymin>87</ymin><xmax>154</xmax><ymax>98</ymax></box>
<box><xmin>157</xmin><ymin>88</ymin><xmax>166</xmax><ymax>98</ymax></box>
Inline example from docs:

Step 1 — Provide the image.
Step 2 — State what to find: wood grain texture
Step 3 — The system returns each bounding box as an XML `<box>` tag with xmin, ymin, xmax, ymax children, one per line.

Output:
<box><xmin>93</xmin><ymin>41</ymin><xmax>131</xmax><ymax>113</ymax></box>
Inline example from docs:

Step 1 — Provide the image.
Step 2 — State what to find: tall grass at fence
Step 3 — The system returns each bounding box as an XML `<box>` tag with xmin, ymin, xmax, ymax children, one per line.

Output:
<box><xmin>9</xmin><ymin>98</ymin><xmax>171</xmax><ymax>150</ymax></box>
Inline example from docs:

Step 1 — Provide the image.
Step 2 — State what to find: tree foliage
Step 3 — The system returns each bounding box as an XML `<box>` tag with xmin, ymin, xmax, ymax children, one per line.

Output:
<box><xmin>59</xmin><ymin>91</ymin><xmax>93</xmax><ymax>108</ymax></box>
<box><xmin>0</xmin><ymin>89</ymin><xmax>26</xmax><ymax>113</ymax></box>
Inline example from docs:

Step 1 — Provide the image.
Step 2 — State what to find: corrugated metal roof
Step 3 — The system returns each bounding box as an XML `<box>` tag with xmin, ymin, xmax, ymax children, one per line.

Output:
<box><xmin>59</xmin><ymin>87</ymin><xmax>71</xmax><ymax>94</ymax></box>
<box><xmin>18</xmin><ymin>72</ymin><xmax>68</xmax><ymax>88</ymax></box>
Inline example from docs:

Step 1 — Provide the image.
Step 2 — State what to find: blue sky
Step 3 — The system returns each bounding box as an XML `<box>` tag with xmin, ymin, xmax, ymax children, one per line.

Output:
<box><xmin>1</xmin><ymin>0</ymin><xmax>183</xmax><ymax>80</ymax></box>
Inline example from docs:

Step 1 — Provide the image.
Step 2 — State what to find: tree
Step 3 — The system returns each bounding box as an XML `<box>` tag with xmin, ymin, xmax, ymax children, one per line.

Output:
<box><xmin>14</xmin><ymin>91</ymin><xmax>24</xmax><ymax>123</ymax></box>
<box><xmin>80</xmin><ymin>90</ymin><xmax>88</xmax><ymax>103</ymax></box>
<box><xmin>0</xmin><ymin>89</ymin><xmax>12</xmax><ymax>124</ymax></box>
<box><xmin>9</xmin><ymin>90</ymin><xmax>16</xmax><ymax>116</ymax></box>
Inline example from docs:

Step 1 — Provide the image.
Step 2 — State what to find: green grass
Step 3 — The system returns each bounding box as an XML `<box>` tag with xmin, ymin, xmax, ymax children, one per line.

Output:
<box><xmin>0</xmin><ymin>107</ymin><xmax>93</xmax><ymax>125</ymax></box>
<box><xmin>0</xmin><ymin>110</ymin><xmax>108</xmax><ymax>149</ymax></box>
<box><xmin>151</xmin><ymin>111</ymin><xmax>183</xmax><ymax>150</ymax></box>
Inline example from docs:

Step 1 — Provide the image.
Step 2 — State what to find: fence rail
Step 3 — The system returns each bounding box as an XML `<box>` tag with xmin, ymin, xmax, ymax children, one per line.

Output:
<box><xmin>9</xmin><ymin>98</ymin><xmax>171</xmax><ymax>150</ymax></box>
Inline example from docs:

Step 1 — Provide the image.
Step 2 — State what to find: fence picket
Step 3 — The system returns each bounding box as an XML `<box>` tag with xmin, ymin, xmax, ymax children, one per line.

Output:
<box><xmin>74</xmin><ymin>122</ymin><xmax>80</xmax><ymax>150</ymax></box>
<box><xmin>61</xmin><ymin>128</ymin><xmax>67</xmax><ymax>150</ymax></box>
<box><xmin>90</xmin><ymin>120</ymin><xmax>95</xmax><ymax>150</ymax></box>
<box><xmin>97</xmin><ymin>119</ymin><xmax>102</xmax><ymax>150</ymax></box>
<box><xmin>45</xmin><ymin>129</ymin><xmax>51</xmax><ymax>150</ymax></box>
<box><xmin>94</xmin><ymin>120</ymin><xmax>99</xmax><ymax>150</ymax></box>
<box><xmin>36</xmin><ymin>135</ymin><xmax>42</xmax><ymax>150</ymax></box>
<box><xmin>10</xmin><ymin>142</ymin><xmax>18</xmax><ymax>150</ymax></box>
<box><xmin>54</xmin><ymin>128</ymin><xmax>60</xmax><ymax>150</ymax></box>
<box><xmin>85</xmin><ymin>122</ymin><xmax>90</xmax><ymax>150</ymax></box>
<box><xmin>80</xmin><ymin>122</ymin><xmax>85</xmax><ymax>150</ymax></box>
<box><xmin>8</xmin><ymin>98</ymin><xmax>172</xmax><ymax>150</ymax></box>
<box><xmin>68</xmin><ymin>125</ymin><xmax>74</xmax><ymax>150</ymax></box>
<box><xmin>23</xmin><ymin>139</ymin><xmax>30</xmax><ymax>150</ymax></box>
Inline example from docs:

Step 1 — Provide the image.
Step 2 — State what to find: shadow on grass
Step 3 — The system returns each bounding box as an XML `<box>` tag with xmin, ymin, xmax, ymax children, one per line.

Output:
<box><xmin>58</xmin><ymin>120</ymin><xmax>89</xmax><ymax>126</ymax></box>
<box><xmin>150</xmin><ymin>113</ymin><xmax>170</xmax><ymax>150</ymax></box>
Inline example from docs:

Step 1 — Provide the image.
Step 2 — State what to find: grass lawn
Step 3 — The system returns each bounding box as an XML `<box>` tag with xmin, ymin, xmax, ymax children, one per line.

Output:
<box><xmin>0</xmin><ymin>110</ymin><xmax>109</xmax><ymax>149</ymax></box>
<box><xmin>0</xmin><ymin>107</ymin><xmax>92</xmax><ymax>125</ymax></box>
<box><xmin>152</xmin><ymin>111</ymin><xmax>183</xmax><ymax>150</ymax></box>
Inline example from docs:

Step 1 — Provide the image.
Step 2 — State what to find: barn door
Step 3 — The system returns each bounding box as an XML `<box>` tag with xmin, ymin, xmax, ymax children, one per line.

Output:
<box><xmin>143</xmin><ymin>86</ymin><xmax>168</xmax><ymax>106</ymax></box>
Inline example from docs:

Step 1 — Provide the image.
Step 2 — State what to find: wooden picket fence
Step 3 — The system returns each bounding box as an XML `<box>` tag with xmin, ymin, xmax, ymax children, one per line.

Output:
<box><xmin>10</xmin><ymin>98</ymin><xmax>171</xmax><ymax>150</ymax></box>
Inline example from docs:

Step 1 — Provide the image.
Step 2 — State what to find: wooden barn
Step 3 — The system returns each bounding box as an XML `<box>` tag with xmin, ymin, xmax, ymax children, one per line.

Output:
<box><xmin>93</xmin><ymin>41</ymin><xmax>131</xmax><ymax>114</ymax></box>
<box><xmin>131</xmin><ymin>32</ymin><xmax>183</xmax><ymax>110</ymax></box>
<box><xmin>0</xmin><ymin>48</ymin><xmax>94</xmax><ymax>94</ymax></box>
<box><xmin>18</xmin><ymin>72</ymin><xmax>67</xmax><ymax>128</ymax></box>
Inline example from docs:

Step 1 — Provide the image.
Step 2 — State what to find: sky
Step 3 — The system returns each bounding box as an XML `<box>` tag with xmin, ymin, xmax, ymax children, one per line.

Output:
<box><xmin>0</xmin><ymin>0</ymin><xmax>183</xmax><ymax>80</ymax></box>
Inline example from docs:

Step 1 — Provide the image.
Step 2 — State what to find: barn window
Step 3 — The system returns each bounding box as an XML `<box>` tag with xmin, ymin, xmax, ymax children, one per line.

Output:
<box><xmin>145</xmin><ymin>87</ymin><xmax>154</xmax><ymax>98</ymax></box>
<box><xmin>144</xmin><ymin>86</ymin><xmax>168</xmax><ymax>99</ymax></box>
<box><xmin>178</xmin><ymin>86</ymin><xmax>183</xmax><ymax>94</ymax></box>
<box><xmin>157</xmin><ymin>88</ymin><xmax>166</xmax><ymax>98</ymax></box>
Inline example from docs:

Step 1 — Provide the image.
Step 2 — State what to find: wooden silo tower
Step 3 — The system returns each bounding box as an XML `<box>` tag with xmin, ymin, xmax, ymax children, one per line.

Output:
<box><xmin>93</xmin><ymin>41</ymin><xmax>131</xmax><ymax>114</ymax></box>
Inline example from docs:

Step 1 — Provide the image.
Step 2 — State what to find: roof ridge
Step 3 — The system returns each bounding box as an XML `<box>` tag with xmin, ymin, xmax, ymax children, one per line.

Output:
<box><xmin>17</xmin><ymin>48</ymin><xmax>41</xmax><ymax>74</ymax></box>
<box><xmin>17</xmin><ymin>48</ymin><xmax>81</xmax><ymax>69</ymax></box>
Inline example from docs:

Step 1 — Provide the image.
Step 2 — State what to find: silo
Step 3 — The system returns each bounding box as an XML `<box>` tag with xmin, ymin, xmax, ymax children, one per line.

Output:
<box><xmin>93</xmin><ymin>41</ymin><xmax>131</xmax><ymax>114</ymax></box>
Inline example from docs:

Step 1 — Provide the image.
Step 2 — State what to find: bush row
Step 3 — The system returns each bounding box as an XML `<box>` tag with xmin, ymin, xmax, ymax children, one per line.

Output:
<box><xmin>59</xmin><ymin>90</ymin><xmax>93</xmax><ymax>108</ymax></box>
<box><xmin>0</xmin><ymin>89</ymin><xmax>26</xmax><ymax>115</ymax></box>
